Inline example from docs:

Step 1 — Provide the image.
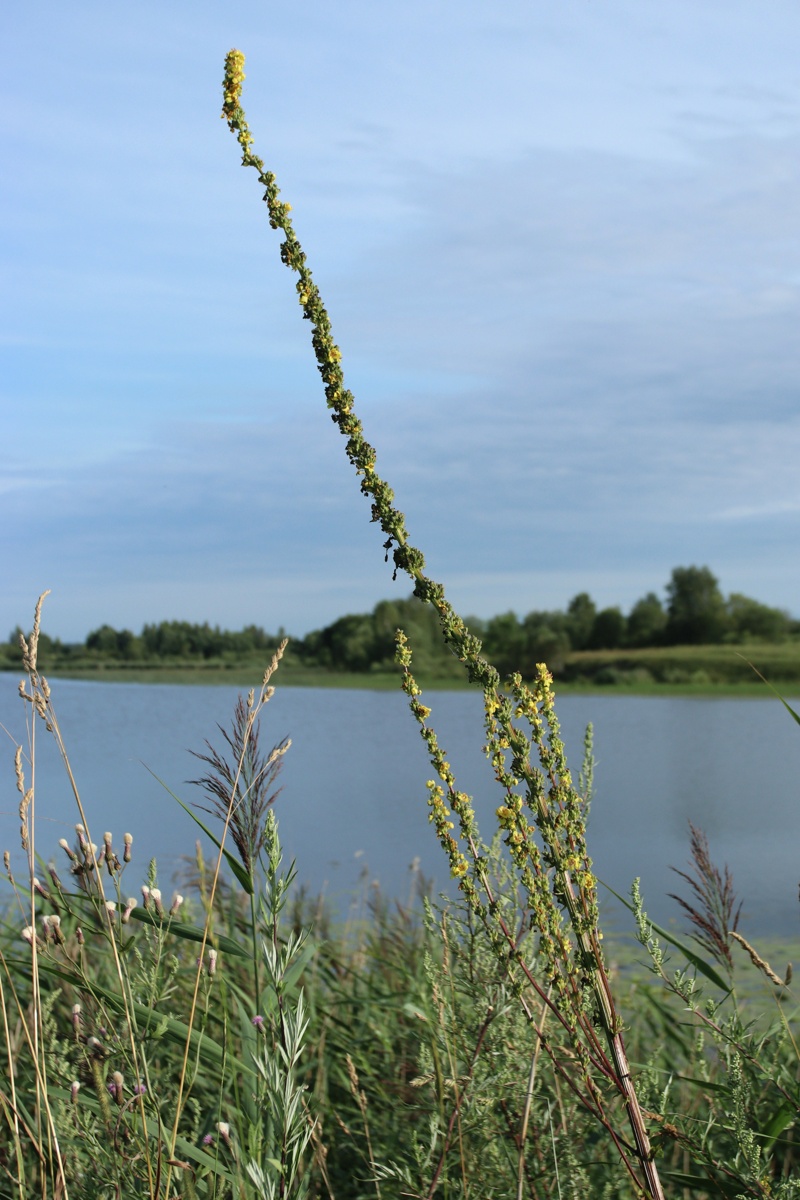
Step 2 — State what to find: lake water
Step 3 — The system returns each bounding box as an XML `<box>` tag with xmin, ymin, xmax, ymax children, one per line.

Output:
<box><xmin>2</xmin><ymin>673</ymin><xmax>799</xmax><ymax>937</ymax></box>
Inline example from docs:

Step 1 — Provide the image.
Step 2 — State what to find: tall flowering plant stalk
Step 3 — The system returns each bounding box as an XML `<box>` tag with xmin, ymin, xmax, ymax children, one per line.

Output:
<box><xmin>222</xmin><ymin>50</ymin><xmax>665</xmax><ymax>1199</ymax></box>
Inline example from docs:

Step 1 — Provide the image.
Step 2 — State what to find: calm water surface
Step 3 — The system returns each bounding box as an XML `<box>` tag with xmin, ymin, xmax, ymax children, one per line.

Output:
<box><xmin>2</xmin><ymin>674</ymin><xmax>798</xmax><ymax>936</ymax></box>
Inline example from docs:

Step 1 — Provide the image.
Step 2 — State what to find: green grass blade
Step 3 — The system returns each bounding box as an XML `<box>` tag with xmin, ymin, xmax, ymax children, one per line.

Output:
<box><xmin>660</xmin><ymin>1169</ymin><xmax>742</xmax><ymax>1195</ymax></box>
<box><xmin>759</xmin><ymin>1098</ymin><xmax>798</xmax><ymax>1153</ymax></box>
<box><xmin>45</xmin><ymin>1085</ymin><xmax>239</xmax><ymax>1185</ymax></box>
<box><xmin>738</xmin><ymin>656</ymin><xmax>800</xmax><ymax>727</ymax></box>
<box><xmin>125</xmin><ymin>906</ymin><xmax>249</xmax><ymax>958</ymax></box>
<box><xmin>7</xmin><ymin>955</ymin><xmax>252</xmax><ymax>1076</ymax></box>
<box><xmin>143</xmin><ymin>766</ymin><xmax>255</xmax><ymax>893</ymax></box>
<box><xmin>601</xmin><ymin>881</ymin><xmax>733</xmax><ymax>993</ymax></box>
<box><xmin>56</xmin><ymin>888</ymin><xmax>249</xmax><ymax>958</ymax></box>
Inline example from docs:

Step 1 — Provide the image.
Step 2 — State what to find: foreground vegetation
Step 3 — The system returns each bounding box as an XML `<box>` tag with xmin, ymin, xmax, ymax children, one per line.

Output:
<box><xmin>4</xmin><ymin>646</ymin><xmax>799</xmax><ymax>1199</ymax></box>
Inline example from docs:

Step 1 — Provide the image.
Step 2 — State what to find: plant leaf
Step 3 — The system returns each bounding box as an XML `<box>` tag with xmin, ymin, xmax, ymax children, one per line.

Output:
<box><xmin>44</xmin><ymin>1085</ymin><xmax>239</xmax><ymax>1184</ymax></box>
<box><xmin>759</xmin><ymin>1099</ymin><xmax>798</xmax><ymax>1153</ymax></box>
<box><xmin>738</xmin><ymin>656</ymin><xmax>800</xmax><ymax>728</ymax></box>
<box><xmin>143</xmin><ymin>766</ymin><xmax>255</xmax><ymax>894</ymax></box>
<box><xmin>601</xmin><ymin>881</ymin><xmax>733</xmax><ymax>993</ymax></box>
<box><xmin>8</xmin><ymin>956</ymin><xmax>252</xmax><ymax>1076</ymax></box>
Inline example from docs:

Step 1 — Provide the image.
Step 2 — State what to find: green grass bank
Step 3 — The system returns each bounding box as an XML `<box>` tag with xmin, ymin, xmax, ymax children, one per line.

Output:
<box><xmin>5</xmin><ymin>638</ymin><xmax>799</xmax><ymax>694</ymax></box>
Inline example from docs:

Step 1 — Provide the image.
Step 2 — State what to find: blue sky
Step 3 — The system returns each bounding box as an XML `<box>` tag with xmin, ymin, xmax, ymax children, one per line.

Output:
<box><xmin>4</xmin><ymin>1</ymin><xmax>800</xmax><ymax>641</ymax></box>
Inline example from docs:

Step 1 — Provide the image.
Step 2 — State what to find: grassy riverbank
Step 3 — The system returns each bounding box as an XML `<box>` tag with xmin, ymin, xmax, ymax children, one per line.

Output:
<box><xmin>5</xmin><ymin>638</ymin><xmax>799</xmax><ymax>694</ymax></box>
<box><xmin>4</xmin><ymin>826</ymin><xmax>797</xmax><ymax>1198</ymax></box>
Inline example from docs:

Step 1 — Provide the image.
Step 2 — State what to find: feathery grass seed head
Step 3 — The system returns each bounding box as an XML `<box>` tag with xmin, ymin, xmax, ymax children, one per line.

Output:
<box><xmin>189</xmin><ymin>694</ymin><xmax>288</xmax><ymax>875</ymax></box>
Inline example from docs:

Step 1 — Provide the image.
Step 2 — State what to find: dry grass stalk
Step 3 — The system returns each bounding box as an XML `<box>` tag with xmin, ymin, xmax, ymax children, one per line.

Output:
<box><xmin>731</xmin><ymin>931</ymin><xmax>787</xmax><ymax>988</ymax></box>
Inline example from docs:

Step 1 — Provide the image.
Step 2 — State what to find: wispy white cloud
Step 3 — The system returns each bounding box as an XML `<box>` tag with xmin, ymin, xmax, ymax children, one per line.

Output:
<box><xmin>714</xmin><ymin>500</ymin><xmax>800</xmax><ymax>521</ymax></box>
<box><xmin>4</xmin><ymin>1</ymin><xmax>800</xmax><ymax>639</ymax></box>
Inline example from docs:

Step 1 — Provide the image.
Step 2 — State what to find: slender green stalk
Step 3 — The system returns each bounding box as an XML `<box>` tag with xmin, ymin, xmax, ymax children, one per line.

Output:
<box><xmin>165</xmin><ymin>642</ymin><xmax>287</xmax><ymax>1194</ymax></box>
<box><xmin>19</xmin><ymin>593</ymin><xmax>152</xmax><ymax>1195</ymax></box>
<box><xmin>221</xmin><ymin>49</ymin><xmax>665</xmax><ymax>1199</ymax></box>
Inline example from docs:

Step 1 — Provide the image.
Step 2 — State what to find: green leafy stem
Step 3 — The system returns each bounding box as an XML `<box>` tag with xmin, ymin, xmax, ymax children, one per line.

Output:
<box><xmin>221</xmin><ymin>49</ymin><xmax>666</xmax><ymax>1200</ymax></box>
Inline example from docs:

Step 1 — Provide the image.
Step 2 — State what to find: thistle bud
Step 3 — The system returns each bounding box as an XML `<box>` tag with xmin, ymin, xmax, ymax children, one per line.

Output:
<box><xmin>33</xmin><ymin>877</ymin><xmax>51</xmax><ymax>901</ymax></box>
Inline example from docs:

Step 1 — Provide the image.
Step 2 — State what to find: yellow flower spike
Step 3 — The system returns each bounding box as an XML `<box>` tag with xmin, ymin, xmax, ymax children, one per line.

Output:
<box><xmin>221</xmin><ymin>49</ymin><xmax>247</xmax><ymax>122</ymax></box>
<box><xmin>222</xmin><ymin>64</ymin><xmax>667</xmax><ymax>1191</ymax></box>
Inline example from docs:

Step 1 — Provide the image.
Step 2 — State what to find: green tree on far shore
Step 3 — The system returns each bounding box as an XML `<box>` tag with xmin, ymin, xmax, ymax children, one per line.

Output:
<box><xmin>665</xmin><ymin>565</ymin><xmax>730</xmax><ymax>645</ymax></box>
<box><xmin>627</xmin><ymin>592</ymin><xmax>667</xmax><ymax>647</ymax></box>
<box><xmin>566</xmin><ymin>591</ymin><xmax>597</xmax><ymax>649</ymax></box>
<box><xmin>588</xmin><ymin>606</ymin><xmax>626</xmax><ymax>650</ymax></box>
<box><xmin>3</xmin><ymin>565</ymin><xmax>797</xmax><ymax>675</ymax></box>
<box><xmin>727</xmin><ymin>592</ymin><xmax>790</xmax><ymax>642</ymax></box>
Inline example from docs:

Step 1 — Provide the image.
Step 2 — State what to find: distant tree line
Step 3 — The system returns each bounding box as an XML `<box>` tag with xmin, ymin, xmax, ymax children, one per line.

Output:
<box><xmin>2</xmin><ymin>566</ymin><xmax>795</xmax><ymax>676</ymax></box>
<box><xmin>476</xmin><ymin>566</ymin><xmax>795</xmax><ymax>676</ymax></box>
